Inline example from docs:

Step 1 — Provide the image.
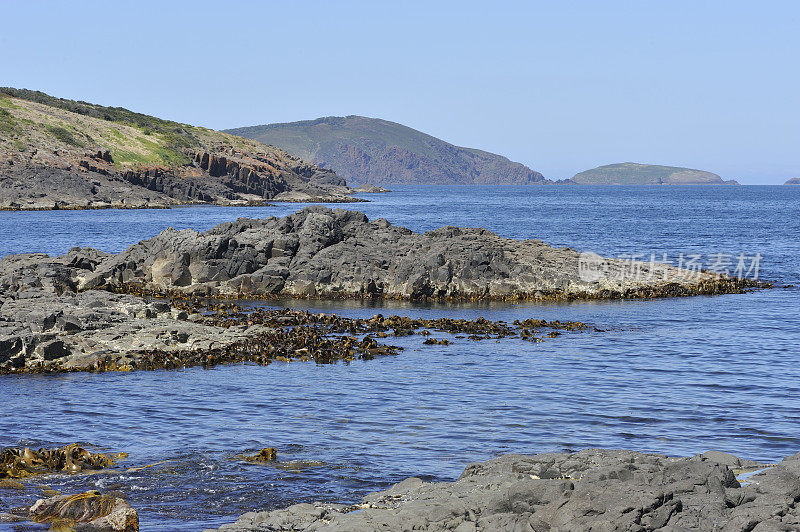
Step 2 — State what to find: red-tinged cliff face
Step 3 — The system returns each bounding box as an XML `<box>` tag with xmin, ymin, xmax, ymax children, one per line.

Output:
<box><xmin>0</xmin><ymin>88</ymin><xmax>359</xmax><ymax>210</ymax></box>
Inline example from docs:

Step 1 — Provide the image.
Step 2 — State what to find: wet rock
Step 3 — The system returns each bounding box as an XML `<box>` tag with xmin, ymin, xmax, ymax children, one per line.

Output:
<box><xmin>0</xmin><ymin>255</ymin><xmax>590</xmax><ymax>374</ymax></box>
<box><xmin>209</xmin><ymin>449</ymin><xmax>800</xmax><ymax>532</ymax></box>
<box><xmin>422</xmin><ymin>338</ymin><xmax>450</xmax><ymax>345</ymax></box>
<box><xmin>29</xmin><ymin>490</ymin><xmax>139</xmax><ymax>531</ymax></box>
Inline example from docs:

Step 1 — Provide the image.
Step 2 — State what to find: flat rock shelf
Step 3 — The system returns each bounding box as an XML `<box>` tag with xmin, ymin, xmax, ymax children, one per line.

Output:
<box><xmin>208</xmin><ymin>449</ymin><xmax>800</xmax><ymax>532</ymax></box>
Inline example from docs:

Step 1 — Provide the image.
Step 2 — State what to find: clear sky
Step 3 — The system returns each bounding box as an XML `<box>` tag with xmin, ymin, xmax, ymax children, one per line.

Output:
<box><xmin>2</xmin><ymin>1</ymin><xmax>798</xmax><ymax>183</ymax></box>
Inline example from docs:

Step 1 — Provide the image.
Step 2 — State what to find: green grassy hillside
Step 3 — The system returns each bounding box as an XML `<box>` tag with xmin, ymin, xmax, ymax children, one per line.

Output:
<box><xmin>0</xmin><ymin>87</ymin><xmax>270</xmax><ymax>168</ymax></box>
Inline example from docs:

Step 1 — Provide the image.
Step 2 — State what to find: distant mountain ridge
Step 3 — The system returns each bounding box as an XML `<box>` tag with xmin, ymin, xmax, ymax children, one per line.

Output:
<box><xmin>225</xmin><ymin>116</ymin><xmax>548</xmax><ymax>186</ymax></box>
<box><xmin>571</xmin><ymin>162</ymin><xmax>738</xmax><ymax>185</ymax></box>
<box><xmin>784</xmin><ymin>178</ymin><xmax>800</xmax><ymax>185</ymax></box>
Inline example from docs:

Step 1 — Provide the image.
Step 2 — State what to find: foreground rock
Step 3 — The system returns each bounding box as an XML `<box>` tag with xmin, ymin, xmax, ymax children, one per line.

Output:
<box><xmin>77</xmin><ymin>206</ymin><xmax>762</xmax><ymax>301</ymax></box>
<box><xmin>0</xmin><ymin>262</ymin><xmax>585</xmax><ymax>374</ymax></box>
<box><xmin>209</xmin><ymin>449</ymin><xmax>799</xmax><ymax>531</ymax></box>
<box><xmin>29</xmin><ymin>490</ymin><xmax>138</xmax><ymax>531</ymax></box>
<box><xmin>0</xmin><ymin>245</ymin><xmax>589</xmax><ymax>373</ymax></box>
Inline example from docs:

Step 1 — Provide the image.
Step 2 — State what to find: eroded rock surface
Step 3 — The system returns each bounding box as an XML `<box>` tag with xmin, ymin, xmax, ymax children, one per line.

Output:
<box><xmin>208</xmin><ymin>449</ymin><xmax>800</xmax><ymax>532</ymax></box>
<box><xmin>79</xmin><ymin>207</ymin><xmax>762</xmax><ymax>301</ymax></box>
<box><xmin>0</xmin><ymin>253</ymin><xmax>584</xmax><ymax>374</ymax></box>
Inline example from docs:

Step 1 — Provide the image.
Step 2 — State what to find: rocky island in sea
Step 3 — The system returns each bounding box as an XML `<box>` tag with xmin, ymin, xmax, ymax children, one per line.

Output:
<box><xmin>568</xmin><ymin>162</ymin><xmax>739</xmax><ymax>185</ymax></box>
<box><xmin>0</xmin><ymin>88</ymin><xmax>361</xmax><ymax>210</ymax></box>
<box><xmin>0</xmin><ymin>206</ymin><xmax>762</xmax><ymax>375</ymax></box>
<box><xmin>784</xmin><ymin>177</ymin><xmax>800</xmax><ymax>185</ymax></box>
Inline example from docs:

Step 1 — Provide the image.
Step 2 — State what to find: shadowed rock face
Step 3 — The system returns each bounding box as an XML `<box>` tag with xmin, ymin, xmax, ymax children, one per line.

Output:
<box><xmin>207</xmin><ymin>449</ymin><xmax>800</xmax><ymax>532</ymax></box>
<box><xmin>80</xmin><ymin>207</ymin><xmax>758</xmax><ymax>301</ymax></box>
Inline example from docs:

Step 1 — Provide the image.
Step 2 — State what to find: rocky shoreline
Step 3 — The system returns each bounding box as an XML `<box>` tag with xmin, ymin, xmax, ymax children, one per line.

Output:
<box><xmin>0</xmin><ymin>159</ymin><xmax>364</xmax><ymax>211</ymax></box>
<box><xmin>0</xmin><ymin>207</ymin><xmax>769</xmax><ymax>374</ymax></box>
<box><xmin>0</xmin><ymin>282</ymin><xmax>589</xmax><ymax>375</ymax></box>
<box><xmin>208</xmin><ymin>448</ymin><xmax>800</xmax><ymax>531</ymax></box>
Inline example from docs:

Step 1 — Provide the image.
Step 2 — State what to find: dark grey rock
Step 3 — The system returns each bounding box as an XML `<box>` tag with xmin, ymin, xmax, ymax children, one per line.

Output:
<box><xmin>207</xmin><ymin>449</ymin><xmax>800</xmax><ymax>532</ymax></box>
<box><xmin>76</xmin><ymin>207</ymin><xmax>749</xmax><ymax>301</ymax></box>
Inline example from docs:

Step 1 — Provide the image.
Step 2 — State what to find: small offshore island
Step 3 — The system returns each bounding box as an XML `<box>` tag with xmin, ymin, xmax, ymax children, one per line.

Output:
<box><xmin>569</xmin><ymin>163</ymin><xmax>739</xmax><ymax>185</ymax></box>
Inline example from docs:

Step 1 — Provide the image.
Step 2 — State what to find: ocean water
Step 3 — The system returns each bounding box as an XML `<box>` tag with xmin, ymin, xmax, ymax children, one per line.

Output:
<box><xmin>1</xmin><ymin>185</ymin><xmax>798</xmax><ymax>530</ymax></box>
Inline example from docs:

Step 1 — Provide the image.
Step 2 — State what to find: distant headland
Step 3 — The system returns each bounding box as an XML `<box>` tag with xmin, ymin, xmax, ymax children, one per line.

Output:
<box><xmin>225</xmin><ymin>116</ymin><xmax>549</xmax><ymax>186</ymax></box>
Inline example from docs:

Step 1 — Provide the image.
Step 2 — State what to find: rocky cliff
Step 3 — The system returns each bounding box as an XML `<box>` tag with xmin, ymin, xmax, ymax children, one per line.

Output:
<box><xmin>225</xmin><ymin>116</ymin><xmax>548</xmax><ymax>186</ymax></box>
<box><xmin>784</xmin><ymin>177</ymin><xmax>800</xmax><ymax>185</ymax></box>
<box><xmin>0</xmin><ymin>88</ymin><xmax>359</xmax><ymax>209</ymax></box>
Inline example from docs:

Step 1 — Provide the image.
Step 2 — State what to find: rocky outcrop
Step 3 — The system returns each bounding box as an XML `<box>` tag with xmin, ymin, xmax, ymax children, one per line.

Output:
<box><xmin>208</xmin><ymin>449</ymin><xmax>800</xmax><ymax>532</ymax></box>
<box><xmin>0</xmin><ymin>245</ymin><xmax>590</xmax><ymax>374</ymax></box>
<box><xmin>354</xmin><ymin>184</ymin><xmax>391</xmax><ymax>193</ymax></box>
<box><xmin>1</xmin><ymin>444</ymin><xmax>123</xmax><ymax>479</ymax></box>
<box><xmin>79</xmin><ymin>207</ymin><xmax>764</xmax><ymax>301</ymax></box>
<box><xmin>0</xmin><ymin>208</ymin><xmax>767</xmax><ymax>374</ymax></box>
<box><xmin>0</xmin><ymin>164</ymin><xmax>182</xmax><ymax>210</ymax></box>
<box><xmin>784</xmin><ymin>178</ymin><xmax>800</xmax><ymax>185</ymax></box>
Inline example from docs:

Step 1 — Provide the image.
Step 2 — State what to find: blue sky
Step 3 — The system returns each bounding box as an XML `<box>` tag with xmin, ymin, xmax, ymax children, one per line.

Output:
<box><xmin>2</xmin><ymin>1</ymin><xmax>797</xmax><ymax>183</ymax></box>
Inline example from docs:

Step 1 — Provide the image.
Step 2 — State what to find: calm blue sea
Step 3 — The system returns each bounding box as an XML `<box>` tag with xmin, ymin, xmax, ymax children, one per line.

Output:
<box><xmin>1</xmin><ymin>186</ymin><xmax>798</xmax><ymax>530</ymax></box>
